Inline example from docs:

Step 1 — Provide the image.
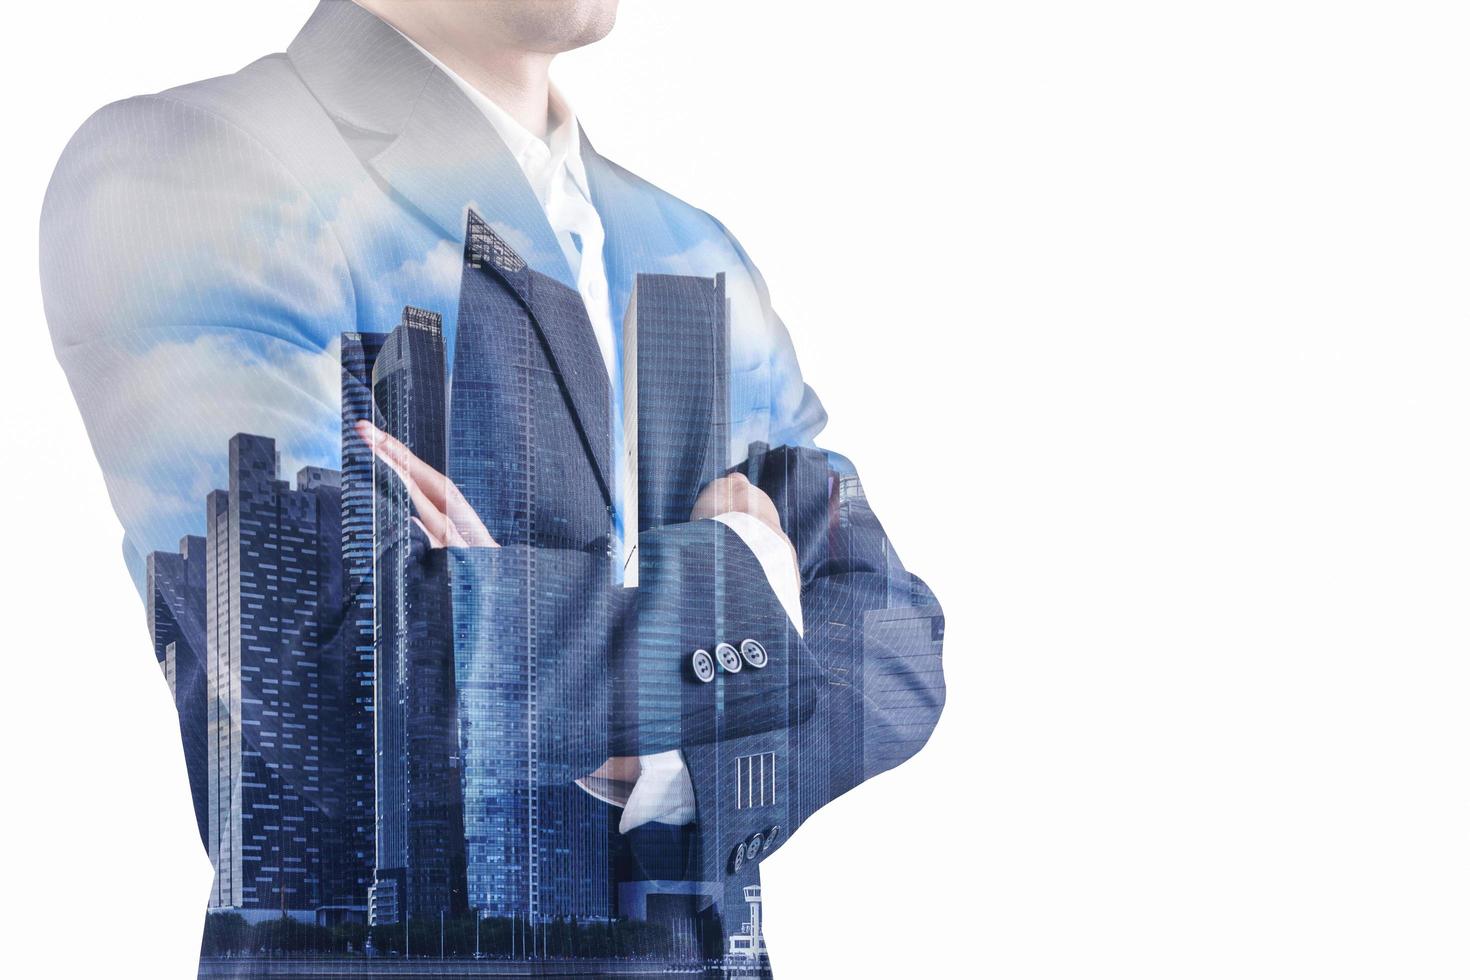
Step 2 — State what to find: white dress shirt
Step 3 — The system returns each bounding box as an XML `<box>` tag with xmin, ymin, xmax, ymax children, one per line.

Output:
<box><xmin>402</xmin><ymin>35</ymin><xmax>804</xmax><ymax>833</ymax></box>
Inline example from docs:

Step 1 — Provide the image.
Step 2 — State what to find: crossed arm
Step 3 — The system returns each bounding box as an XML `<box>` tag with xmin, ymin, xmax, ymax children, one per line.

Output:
<box><xmin>41</xmin><ymin>91</ymin><xmax>944</xmax><ymax>856</ymax></box>
<box><xmin>356</xmin><ymin>416</ymin><xmax>802</xmax><ymax>795</ymax></box>
<box><xmin>358</xmin><ymin>417</ymin><xmax>794</xmax><ymax>560</ymax></box>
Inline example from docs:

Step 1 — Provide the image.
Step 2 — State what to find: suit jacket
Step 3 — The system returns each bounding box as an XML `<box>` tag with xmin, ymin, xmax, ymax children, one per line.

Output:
<box><xmin>40</xmin><ymin>0</ymin><xmax>946</xmax><ymax>973</ymax></box>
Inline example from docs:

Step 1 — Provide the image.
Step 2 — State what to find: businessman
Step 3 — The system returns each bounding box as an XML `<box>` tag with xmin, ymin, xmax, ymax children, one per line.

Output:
<box><xmin>40</xmin><ymin>1</ymin><xmax>946</xmax><ymax>975</ymax></box>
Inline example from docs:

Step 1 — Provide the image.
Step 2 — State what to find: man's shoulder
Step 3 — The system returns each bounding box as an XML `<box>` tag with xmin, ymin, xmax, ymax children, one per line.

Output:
<box><xmin>43</xmin><ymin>50</ymin><xmax>363</xmax><ymax>275</ymax></box>
<box><xmin>40</xmin><ymin>54</ymin><xmax>356</xmax><ymax>342</ymax></box>
<box><xmin>70</xmin><ymin>53</ymin><xmax>330</xmax><ymax>163</ymax></box>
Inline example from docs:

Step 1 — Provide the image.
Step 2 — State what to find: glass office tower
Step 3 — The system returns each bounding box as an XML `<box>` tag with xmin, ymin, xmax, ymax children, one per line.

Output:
<box><xmin>368</xmin><ymin>308</ymin><xmax>467</xmax><ymax>924</ymax></box>
<box><xmin>204</xmin><ymin>434</ymin><xmax>345</xmax><ymax>913</ymax></box>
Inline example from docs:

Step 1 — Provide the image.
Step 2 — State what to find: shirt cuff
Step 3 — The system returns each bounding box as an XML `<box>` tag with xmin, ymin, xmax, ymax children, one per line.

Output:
<box><xmin>609</xmin><ymin>513</ymin><xmax>805</xmax><ymax>835</ymax></box>
<box><xmin>618</xmin><ymin>749</ymin><xmax>697</xmax><ymax>834</ymax></box>
<box><xmin>710</xmin><ymin>511</ymin><xmax>805</xmax><ymax>636</ymax></box>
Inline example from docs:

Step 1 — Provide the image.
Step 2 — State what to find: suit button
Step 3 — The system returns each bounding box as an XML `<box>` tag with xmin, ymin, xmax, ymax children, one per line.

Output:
<box><xmin>690</xmin><ymin>649</ymin><xmax>716</xmax><ymax>683</ymax></box>
<box><xmin>739</xmin><ymin>638</ymin><xmax>768</xmax><ymax>668</ymax></box>
<box><xmin>714</xmin><ymin>642</ymin><xmax>743</xmax><ymax>674</ymax></box>
<box><xmin>763</xmin><ymin>824</ymin><xmax>782</xmax><ymax>850</ymax></box>
<box><xmin>745</xmin><ymin>831</ymin><xmax>765</xmax><ymax>860</ymax></box>
<box><xmin>730</xmin><ymin>840</ymin><xmax>747</xmax><ymax>873</ymax></box>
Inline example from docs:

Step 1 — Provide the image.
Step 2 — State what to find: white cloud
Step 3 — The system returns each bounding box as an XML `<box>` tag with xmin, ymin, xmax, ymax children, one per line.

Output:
<box><xmin>61</xmin><ymin>331</ymin><xmax>342</xmax><ymax>552</ymax></box>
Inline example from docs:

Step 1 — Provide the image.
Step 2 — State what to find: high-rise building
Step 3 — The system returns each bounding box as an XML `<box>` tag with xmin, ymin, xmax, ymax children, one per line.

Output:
<box><xmin>147</xmin><ymin>534</ymin><xmax>208</xmax><ymax>843</ymax></box>
<box><xmin>450</xmin><ymin>214</ymin><xmax>614</xmax><ymax>931</ymax></box>
<box><xmin>368</xmin><ymin>307</ymin><xmax>466</xmax><ymax>924</ymax></box>
<box><xmin>163</xmin><ymin>642</ymin><xmax>178</xmax><ymax>695</ymax></box>
<box><xmin>625</xmin><ymin>272</ymin><xmax>729</xmax><ymax>531</ymax></box>
<box><xmin>204</xmin><ymin>434</ymin><xmax>347</xmax><ymax>913</ymax></box>
<box><xmin>617</xmin><ymin>269</ymin><xmax>736</xmax><ymax>759</ymax></box>
<box><xmin>340</xmin><ymin>331</ymin><xmax>387</xmax><ymax>913</ymax></box>
<box><xmin>615</xmin><ymin>272</ymin><xmax>745</xmax><ymax>927</ymax></box>
<box><xmin>737</xmin><ymin>440</ymin><xmax>870</xmax><ymax>816</ymax></box>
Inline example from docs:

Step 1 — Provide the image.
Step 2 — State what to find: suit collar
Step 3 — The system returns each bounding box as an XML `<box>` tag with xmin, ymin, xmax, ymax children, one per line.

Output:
<box><xmin>291</xmin><ymin>2</ymin><xmax>602</xmax><ymax>490</ymax></box>
<box><xmin>367</xmin><ymin>67</ymin><xmax>574</xmax><ymax>286</ymax></box>
<box><xmin>288</xmin><ymin>1</ymin><xmax>575</xmax><ymax>287</ymax></box>
<box><xmin>287</xmin><ymin>1</ymin><xmax>433</xmax><ymax>137</ymax></box>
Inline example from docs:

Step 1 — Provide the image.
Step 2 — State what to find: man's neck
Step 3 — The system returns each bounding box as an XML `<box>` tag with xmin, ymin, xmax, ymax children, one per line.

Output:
<box><xmin>355</xmin><ymin>2</ymin><xmax>555</xmax><ymax>138</ymax></box>
<box><xmin>422</xmin><ymin>43</ymin><xmax>555</xmax><ymax>140</ymax></box>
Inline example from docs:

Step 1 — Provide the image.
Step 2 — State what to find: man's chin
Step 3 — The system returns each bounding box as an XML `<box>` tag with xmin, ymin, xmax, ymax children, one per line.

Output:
<box><xmin>499</xmin><ymin>0</ymin><xmax>619</xmax><ymax>54</ymax></box>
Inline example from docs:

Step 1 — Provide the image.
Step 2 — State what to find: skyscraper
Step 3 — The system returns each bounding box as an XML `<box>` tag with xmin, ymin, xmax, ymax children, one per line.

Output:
<box><xmin>147</xmin><ymin>534</ymin><xmax>208</xmax><ymax>843</ymax></box>
<box><xmin>615</xmin><ymin>272</ymin><xmax>740</xmax><ymax>928</ymax></box>
<box><xmin>204</xmin><ymin>434</ymin><xmax>347</xmax><ymax>914</ymax></box>
<box><xmin>619</xmin><ymin>271</ymin><xmax>734</xmax><ymax>755</ymax></box>
<box><xmin>625</xmin><ymin>272</ymin><xmax>729</xmax><ymax>531</ymax></box>
<box><xmin>368</xmin><ymin>307</ymin><xmax>466</xmax><ymax>924</ymax></box>
<box><xmin>450</xmin><ymin>213</ymin><xmax>614</xmax><ymax>932</ymax></box>
<box><xmin>340</xmin><ymin>331</ymin><xmax>387</xmax><ymax>914</ymax></box>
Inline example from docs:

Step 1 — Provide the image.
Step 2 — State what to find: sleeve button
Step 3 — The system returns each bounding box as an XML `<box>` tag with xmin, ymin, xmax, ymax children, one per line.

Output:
<box><xmin>714</xmin><ymin>641</ymin><xmax>743</xmax><ymax>673</ymax></box>
<box><xmin>691</xmin><ymin>648</ymin><xmax>716</xmax><ymax>683</ymax></box>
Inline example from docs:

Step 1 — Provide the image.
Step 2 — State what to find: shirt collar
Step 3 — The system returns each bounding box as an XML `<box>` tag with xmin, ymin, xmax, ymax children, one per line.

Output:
<box><xmin>394</xmin><ymin>29</ymin><xmax>591</xmax><ymax>200</ymax></box>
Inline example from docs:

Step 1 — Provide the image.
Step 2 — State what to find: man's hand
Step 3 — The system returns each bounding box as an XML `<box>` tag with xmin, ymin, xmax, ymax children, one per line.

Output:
<box><xmin>355</xmin><ymin>419</ymin><xmax>498</xmax><ymax>548</ymax></box>
<box><xmin>577</xmin><ymin>754</ymin><xmax>639</xmax><ymax>808</ymax></box>
<box><xmin>691</xmin><ymin>472</ymin><xmax>784</xmax><ymax>540</ymax></box>
<box><xmin>691</xmin><ymin>471</ymin><xmax>800</xmax><ymax>585</ymax></box>
<box><xmin>584</xmin><ymin>475</ymin><xmax>797</xmax><ymax>818</ymax></box>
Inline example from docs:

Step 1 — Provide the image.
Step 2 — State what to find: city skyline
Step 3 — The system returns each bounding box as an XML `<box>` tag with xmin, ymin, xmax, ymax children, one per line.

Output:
<box><xmin>201</xmin><ymin>434</ymin><xmax>353</xmax><ymax>914</ymax></box>
<box><xmin>42</xmin><ymin>5</ymin><xmax>948</xmax><ymax>973</ymax></box>
<box><xmin>137</xmin><ymin>225</ymin><xmax>936</xmax><ymax>973</ymax></box>
<box><xmin>365</xmin><ymin>306</ymin><xmax>467</xmax><ymax>926</ymax></box>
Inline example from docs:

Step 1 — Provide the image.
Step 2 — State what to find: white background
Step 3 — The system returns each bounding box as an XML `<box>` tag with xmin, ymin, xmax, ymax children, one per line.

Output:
<box><xmin>2</xmin><ymin>1</ymin><xmax>1468</xmax><ymax>977</ymax></box>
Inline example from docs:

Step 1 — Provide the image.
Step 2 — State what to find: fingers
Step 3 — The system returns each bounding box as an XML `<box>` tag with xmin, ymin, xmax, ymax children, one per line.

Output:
<box><xmin>403</xmin><ymin>471</ymin><xmax>461</xmax><ymax>547</ymax></box>
<box><xmin>692</xmin><ymin>474</ymin><xmax>749</xmax><ymax>520</ymax></box>
<box><xmin>690</xmin><ymin>473</ymin><xmax>787</xmax><ymax>542</ymax></box>
<box><xmin>356</xmin><ymin>419</ymin><xmax>497</xmax><ymax>549</ymax></box>
<box><xmin>584</xmin><ymin>755</ymin><xmax>642</xmax><ymax>783</ymax></box>
<box><xmin>410</xmin><ymin>515</ymin><xmax>444</xmax><ymax>549</ymax></box>
<box><xmin>355</xmin><ymin>420</ymin><xmax>450</xmax><ymax>514</ymax></box>
<box><xmin>444</xmin><ymin>481</ymin><xmax>498</xmax><ymax>548</ymax></box>
<box><xmin>690</xmin><ymin>473</ymin><xmax>749</xmax><ymax>522</ymax></box>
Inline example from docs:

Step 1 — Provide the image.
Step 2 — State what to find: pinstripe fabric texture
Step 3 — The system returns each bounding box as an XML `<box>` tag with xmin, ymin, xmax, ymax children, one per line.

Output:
<box><xmin>39</xmin><ymin>3</ymin><xmax>946</xmax><ymax>975</ymax></box>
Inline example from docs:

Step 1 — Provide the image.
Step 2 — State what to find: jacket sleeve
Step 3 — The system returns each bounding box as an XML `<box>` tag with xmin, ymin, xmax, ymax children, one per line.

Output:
<box><xmin>39</xmin><ymin>95</ymin><xmax>355</xmax><ymax>846</ymax></box>
<box><xmin>445</xmin><ymin>222</ymin><xmax>949</xmax><ymax>809</ymax></box>
<box><xmin>445</xmin><ymin>515</ymin><xmax>820</xmax><ymax>782</ymax></box>
<box><xmin>40</xmin><ymin>94</ymin><xmax>354</xmax><ymax>582</ymax></box>
<box><xmin>714</xmin><ymin>222</ymin><xmax>948</xmax><ymax>838</ymax></box>
<box><xmin>740</xmin><ymin>443</ymin><xmax>947</xmax><ymax>823</ymax></box>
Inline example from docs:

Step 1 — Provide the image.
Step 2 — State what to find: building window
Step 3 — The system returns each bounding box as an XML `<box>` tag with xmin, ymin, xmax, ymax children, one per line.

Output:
<box><xmin>735</xmin><ymin>752</ymin><xmax>776</xmax><ymax>810</ymax></box>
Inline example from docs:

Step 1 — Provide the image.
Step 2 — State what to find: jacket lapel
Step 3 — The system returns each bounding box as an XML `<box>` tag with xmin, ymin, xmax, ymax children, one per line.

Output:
<box><xmin>462</xmin><ymin>210</ymin><xmax>613</xmax><ymax>505</ymax></box>
<box><xmin>582</xmin><ymin>147</ymin><xmax>727</xmax><ymax>528</ymax></box>
<box><xmin>367</xmin><ymin>71</ymin><xmax>613</xmax><ymax>500</ymax></box>
<box><xmin>581</xmin><ymin>143</ymin><xmax>683</xmax><ymax>340</ymax></box>
<box><xmin>367</xmin><ymin>69</ymin><xmax>575</xmax><ymax>288</ymax></box>
<box><xmin>289</xmin><ymin>1</ymin><xmax>611</xmax><ymax>501</ymax></box>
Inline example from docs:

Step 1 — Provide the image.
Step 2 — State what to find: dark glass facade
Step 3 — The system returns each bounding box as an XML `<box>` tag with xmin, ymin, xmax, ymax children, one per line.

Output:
<box><xmin>203</xmin><ymin>434</ymin><xmax>348</xmax><ymax>912</ymax></box>
<box><xmin>369</xmin><ymin>308</ymin><xmax>467</xmax><ymax>923</ymax></box>
<box><xmin>146</xmin><ymin>534</ymin><xmax>208</xmax><ymax>843</ymax></box>
<box><xmin>338</xmin><ymin>331</ymin><xmax>386</xmax><ymax>916</ymax></box>
<box><xmin>450</xmin><ymin>217</ymin><xmax>616</xmax><ymax>929</ymax></box>
<box><xmin>449</xmin><ymin>553</ymin><xmax>618</xmax><ymax>927</ymax></box>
